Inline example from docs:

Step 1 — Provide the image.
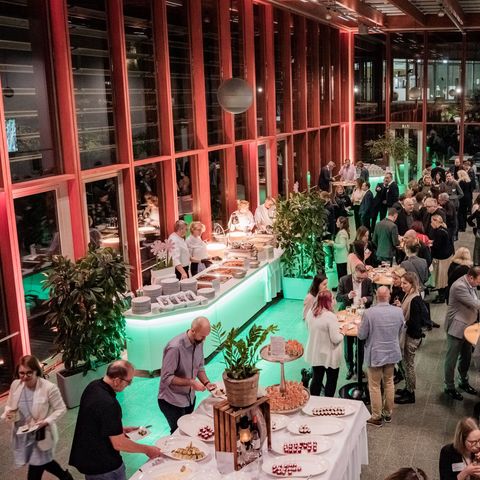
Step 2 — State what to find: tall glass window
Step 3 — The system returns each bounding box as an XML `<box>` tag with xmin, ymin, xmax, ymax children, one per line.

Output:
<box><xmin>276</xmin><ymin>139</ymin><xmax>288</xmax><ymax>197</ymax></box>
<box><xmin>176</xmin><ymin>156</ymin><xmax>194</xmax><ymax>221</ymax></box>
<box><xmin>354</xmin><ymin>34</ymin><xmax>386</xmax><ymax>121</ymax></box>
<box><xmin>254</xmin><ymin>4</ymin><xmax>266</xmax><ymax>136</ymax></box>
<box><xmin>293</xmin><ymin>134</ymin><xmax>305</xmax><ymax>188</ymax></box>
<box><xmin>230</xmin><ymin>0</ymin><xmax>247</xmax><ymax>140</ymax></box>
<box><xmin>209</xmin><ymin>150</ymin><xmax>227</xmax><ymax>228</ymax></box>
<box><xmin>202</xmin><ymin>0</ymin><xmax>223</xmax><ymax>145</ymax></box>
<box><xmin>235</xmin><ymin>146</ymin><xmax>249</xmax><ymax>201</ymax></box>
<box><xmin>69</xmin><ymin>0</ymin><xmax>117</xmax><ymax>170</ymax></box>
<box><xmin>426</xmin><ymin>32</ymin><xmax>462</xmax><ymax>123</ymax></box>
<box><xmin>306</xmin><ymin>21</ymin><xmax>317</xmax><ymax>127</ymax></box>
<box><xmin>390</xmin><ymin>33</ymin><xmax>424</xmax><ymax>123</ymax></box>
<box><xmin>124</xmin><ymin>0</ymin><xmax>160</xmax><ymax>159</ymax></box>
<box><xmin>258</xmin><ymin>144</ymin><xmax>269</xmax><ymax>203</ymax></box>
<box><xmin>167</xmin><ymin>0</ymin><xmax>194</xmax><ymax>152</ymax></box>
<box><xmin>319</xmin><ymin>25</ymin><xmax>331</xmax><ymax>125</ymax></box>
<box><xmin>331</xmin><ymin>29</ymin><xmax>340</xmax><ymax>123</ymax></box>
<box><xmin>426</xmin><ymin>124</ymin><xmax>459</xmax><ymax>165</ymax></box>
<box><xmin>274</xmin><ymin>9</ymin><xmax>284</xmax><ymax>133</ymax></box>
<box><xmin>0</xmin><ymin>0</ymin><xmax>59</xmax><ymax>182</ymax></box>
<box><xmin>355</xmin><ymin>124</ymin><xmax>386</xmax><ymax>165</ymax></box>
<box><xmin>0</xmin><ymin>268</ymin><xmax>12</xmax><ymax>394</ymax></box>
<box><xmin>15</xmin><ymin>191</ymin><xmax>60</xmax><ymax>360</ymax></box>
<box><xmin>291</xmin><ymin>16</ymin><xmax>299</xmax><ymax>130</ymax></box>
<box><xmin>464</xmin><ymin>125</ymin><xmax>480</xmax><ymax>161</ymax></box>
<box><xmin>465</xmin><ymin>32</ymin><xmax>480</xmax><ymax>122</ymax></box>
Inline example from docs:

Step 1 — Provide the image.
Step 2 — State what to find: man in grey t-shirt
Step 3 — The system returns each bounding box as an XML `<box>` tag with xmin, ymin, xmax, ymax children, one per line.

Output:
<box><xmin>158</xmin><ymin>317</ymin><xmax>215</xmax><ymax>433</ymax></box>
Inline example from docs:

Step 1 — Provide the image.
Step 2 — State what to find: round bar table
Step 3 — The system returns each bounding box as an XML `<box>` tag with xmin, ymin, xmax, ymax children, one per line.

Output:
<box><xmin>464</xmin><ymin>324</ymin><xmax>480</xmax><ymax>346</ymax></box>
<box><xmin>332</xmin><ymin>181</ymin><xmax>357</xmax><ymax>188</ymax></box>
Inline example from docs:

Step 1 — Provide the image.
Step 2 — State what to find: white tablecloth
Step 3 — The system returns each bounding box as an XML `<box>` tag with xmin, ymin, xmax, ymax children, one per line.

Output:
<box><xmin>131</xmin><ymin>396</ymin><xmax>370</xmax><ymax>480</ymax></box>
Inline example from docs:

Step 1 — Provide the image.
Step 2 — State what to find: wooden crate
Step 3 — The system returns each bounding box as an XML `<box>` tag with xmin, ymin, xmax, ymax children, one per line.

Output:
<box><xmin>213</xmin><ymin>396</ymin><xmax>271</xmax><ymax>472</ymax></box>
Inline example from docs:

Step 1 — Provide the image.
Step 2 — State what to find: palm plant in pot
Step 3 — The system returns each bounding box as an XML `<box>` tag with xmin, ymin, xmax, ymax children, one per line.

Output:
<box><xmin>44</xmin><ymin>247</ymin><xmax>129</xmax><ymax>408</ymax></box>
<box><xmin>211</xmin><ymin>322</ymin><xmax>278</xmax><ymax>408</ymax></box>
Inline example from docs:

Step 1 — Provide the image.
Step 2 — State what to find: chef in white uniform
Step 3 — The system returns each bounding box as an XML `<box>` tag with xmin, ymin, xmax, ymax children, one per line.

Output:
<box><xmin>228</xmin><ymin>200</ymin><xmax>255</xmax><ymax>233</ymax></box>
<box><xmin>254</xmin><ymin>197</ymin><xmax>276</xmax><ymax>231</ymax></box>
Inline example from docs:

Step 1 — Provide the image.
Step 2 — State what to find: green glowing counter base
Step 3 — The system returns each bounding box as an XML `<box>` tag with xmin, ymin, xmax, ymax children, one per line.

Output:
<box><xmin>124</xmin><ymin>252</ymin><xmax>282</xmax><ymax>372</ymax></box>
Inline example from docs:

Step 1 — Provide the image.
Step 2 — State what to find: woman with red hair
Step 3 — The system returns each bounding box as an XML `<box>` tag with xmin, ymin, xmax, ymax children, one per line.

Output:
<box><xmin>304</xmin><ymin>291</ymin><xmax>346</xmax><ymax>397</ymax></box>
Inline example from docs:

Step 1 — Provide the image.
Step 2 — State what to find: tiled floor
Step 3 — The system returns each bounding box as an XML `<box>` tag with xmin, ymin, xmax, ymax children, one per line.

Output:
<box><xmin>1</xmin><ymin>230</ymin><xmax>479</xmax><ymax>480</ymax></box>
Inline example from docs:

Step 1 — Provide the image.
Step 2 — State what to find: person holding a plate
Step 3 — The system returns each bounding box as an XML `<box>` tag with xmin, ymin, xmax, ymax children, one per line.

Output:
<box><xmin>1</xmin><ymin>355</ymin><xmax>73</xmax><ymax>480</ymax></box>
<box><xmin>158</xmin><ymin>316</ymin><xmax>216</xmax><ymax>433</ymax></box>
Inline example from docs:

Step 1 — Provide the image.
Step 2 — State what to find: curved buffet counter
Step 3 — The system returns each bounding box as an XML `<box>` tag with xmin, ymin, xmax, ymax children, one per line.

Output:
<box><xmin>124</xmin><ymin>250</ymin><xmax>282</xmax><ymax>372</ymax></box>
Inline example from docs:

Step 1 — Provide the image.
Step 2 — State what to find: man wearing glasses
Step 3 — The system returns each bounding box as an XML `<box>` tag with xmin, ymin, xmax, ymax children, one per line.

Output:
<box><xmin>69</xmin><ymin>360</ymin><xmax>160</xmax><ymax>480</ymax></box>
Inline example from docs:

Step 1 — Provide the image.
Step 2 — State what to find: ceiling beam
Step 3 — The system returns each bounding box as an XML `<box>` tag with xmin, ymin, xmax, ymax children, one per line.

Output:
<box><xmin>384</xmin><ymin>13</ymin><xmax>480</xmax><ymax>31</ymax></box>
<box><xmin>443</xmin><ymin>0</ymin><xmax>465</xmax><ymax>26</ymax></box>
<box><xmin>334</xmin><ymin>0</ymin><xmax>385</xmax><ymax>26</ymax></box>
<box><xmin>386</xmin><ymin>0</ymin><xmax>426</xmax><ymax>26</ymax></box>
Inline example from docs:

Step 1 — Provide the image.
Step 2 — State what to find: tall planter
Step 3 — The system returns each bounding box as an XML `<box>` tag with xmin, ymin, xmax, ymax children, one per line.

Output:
<box><xmin>222</xmin><ymin>372</ymin><xmax>259</xmax><ymax>408</ymax></box>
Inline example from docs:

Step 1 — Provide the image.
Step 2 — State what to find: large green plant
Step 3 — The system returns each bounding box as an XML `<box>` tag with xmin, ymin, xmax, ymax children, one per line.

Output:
<box><xmin>211</xmin><ymin>322</ymin><xmax>278</xmax><ymax>380</ymax></box>
<box><xmin>44</xmin><ymin>248</ymin><xmax>129</xmax><ymax>374</ymax></box>
<box><xmin>273</xmin><ymin>190</ymin><xmax>326</xmax><ymax>278</ymax></box>
<box><xmin>366</xmin><ymin>134</ymin><xmax>415</xmax><ymax>164</ymax></box>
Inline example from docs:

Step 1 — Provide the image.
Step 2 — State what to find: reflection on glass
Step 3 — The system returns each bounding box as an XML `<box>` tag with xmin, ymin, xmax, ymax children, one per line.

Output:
<box><xmin>85</xmin><ymin>178</ymin><xmax>123</xmax><ymax>254</ymax></box>
<box><xmin>15</xmin><ymin>191</ymin><xmax>59</xmax><ymax>361</ymax></box>
<box><xmin>466</xmin><ymin>32</ymin><xmax>480</xmax><ymax>122</ymax></box>
<box><xmin>464</xmin><ymin>125</ymin><xmax>480</xmax><ymax>163</ymax></box>
<box><xmin>135</xmin><ymin>164</ymin><xmax>163</xmax><ymax>284</ymax></box>
<box><xmin>354</xmin><ymin>34</ymin><xmax>386</xmax><ymax>121</ymax></box>
<box><xmin>176</xmin><ymin>156</ymin><xmax>194</xmax><ymax>220</ymax></box>
<box><xmin>277</xmin><ymin>140</ymin><xmax>287</xmax><ymax>197</ymax></box>
<box><xmin>0</xmin><ymin>270</ymin><xmax>12</xmax><ymax>394</ymax></box>
<box><xmin>394</xmin><ymin>127</ymin><xmax>421</xmax><ymax>183</ymax></box>
<box><xmin>331</xmin><ymin>29</ymin><xmax>340</xmax><ymax>123</ymax></box>
<box><xmin>124</xmin><ymin>0</ymin><xmax>161</xmax><ymax>159</ymax></box>
<box><xmin>0</xmin><ymin>0</ymin><xmax>59</xmax><ymax>182</ymax></box>
<box><xmin>355</xmin><ymin>124</ymin><xmax>386</xmax><ymax>164</ymax></box>
<box><xmin>390</xmin><ymin>33</ymin><xmax>424</xmax><ymax>122</ymax></box>
<box><xmin>426</xmin><ymin>124</ymin><xmax>459</xmax><ymax>165</ymax></box>
<box><xmin>235</xmin><ymin>146</ymin><xmax>248</xmax><ymax>201</ymax></box>
<box><xmin>293</xmin><ymin>135</ymin><xmax>304</xmax><ymax>188</ymax></box>
<box><xmin>69</xmin><ymin>0</ymin><xmax>117</xmax><ymax>170</ymax></box>
<box><xmin>258</xmin><ymin>144</ymin><xmax>269</xmax><ymax>204</ymax></box>
<box><xmin>202</xmin><ymin>0</ymin><xmax>223</xmax><ymax>145</ymax></box>
<box><xmin>319</xmin><ymin>25</ymin><xmax>330</xmax><ymax>125</ymax></box>
<box><xmin>291</xmin><ymin>16</ymin><xmax>299</xmax><ymax>130</ymax></box>
<box><xmin>168</xmin><ymin>0</ymin><xmax>194</xmax><ymax>151</ymax></box>
<box><xmin>274</xmin><ymin>9</ymin><xmax>284</xmax><ymax>133</ymax></box>
<box><xmin>254</xmin><ymin>4</ymin><xmax>265</xmax><ymax>136</ymax></box>
<box><xmin>230</xmin><ymin>0</ymin><xmax>247</xmax><ymax>140</ymax></box>
<box><xmin>426</xmin><ymin>32</ymin><xmax>462</xmax><ymax>123</ymax></box>
<box><xmin>209</xmin><ymin>151</ymin><xmax>226</xmax><ymax>228</ymax></box>
<box><xmin>306</xmin><ymin>21</ymin><xmax>316</xmax><ymax>127</ymax></box>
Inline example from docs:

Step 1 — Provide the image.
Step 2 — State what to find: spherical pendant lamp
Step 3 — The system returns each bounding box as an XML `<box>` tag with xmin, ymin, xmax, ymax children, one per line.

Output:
<box><xmin>217</xmin><ymin>78</ymin><xmax>254</xmax><ymax>114</ymax></box>
<box><xmin>408</xmin><ymin>86</ymin><xmax>421</xmax><ymax>100</ymax></box>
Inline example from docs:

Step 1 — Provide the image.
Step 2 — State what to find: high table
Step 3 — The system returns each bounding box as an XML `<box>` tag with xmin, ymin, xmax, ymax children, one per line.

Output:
<box><xmin>464</xmin><ymin>324</ymin><xmax>480</xmax><ymax>346</ymax></box>
<box><xmin>131</xmin><ymin>396</ymin><xmax>370</xmax><ymax>480</ymax></box>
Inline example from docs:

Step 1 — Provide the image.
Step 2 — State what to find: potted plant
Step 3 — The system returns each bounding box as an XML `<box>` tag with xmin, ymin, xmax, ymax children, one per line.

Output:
<box><xmin>44</xmin><ymin>247</ymin><xmax>129</xmax><ymax>408</ymax></box>
<box><xmin>150</xmin><ymin>238</ymin><xmax>176</xmax><ymax>282</ymax></box>
<box><xmin>273</xmin><ymin>190</ymin><xmax>326</xmax><ymax>299</ymax></box>
<box><xmin>211</xmin><ymin>322</ymin><xmax>278</xmax><ymax>408</ymax></box>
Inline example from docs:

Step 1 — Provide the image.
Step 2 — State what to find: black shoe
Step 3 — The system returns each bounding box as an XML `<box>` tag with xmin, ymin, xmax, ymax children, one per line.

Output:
<box><xmin>395</xmin><ymin>387</ymin><xmax>407</xmax><ymax>396</ymax></box>
<box><xmin>444</xmin><ymin>388</ymin><xmax>463</xmax><ymax>400</ymax></box>
<box><xmin>432</xmin><ymin>296</ymin><xmax>444</xmax><ymax>304</ymax></box>
<box><xmin>395</xmin><ymin>391</ymin><xmax>415</xmax><ymax>404</ymax></box>
<box><xmin>459</xmin><ymin>382</ymin><xmax>478</xmax><ymax>395</ymax></box>
<box><xmin>431</xmin><ymin>321</ymin><xmax>440</xmax><ymax>328</ymax></box>
<box><xmin>394</xmin><ymin>370</ymin><xmax>404</xmax><ymax>385</ymax></box>
<box><xmin>346</xmin><ymin>369</ymin><xmax>354</xmax><ymax>380</ymax></box>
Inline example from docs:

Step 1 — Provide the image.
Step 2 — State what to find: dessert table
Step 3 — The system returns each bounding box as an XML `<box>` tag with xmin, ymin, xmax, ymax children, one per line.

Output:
<box><xmin>130</xmin><ymin>396</ymin><xmax>370</xmax><ymax>480</ymax></box>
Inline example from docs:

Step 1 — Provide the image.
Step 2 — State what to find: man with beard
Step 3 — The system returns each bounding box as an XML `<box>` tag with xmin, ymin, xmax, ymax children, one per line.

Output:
<box><xmin>158</xmin><ymin>317</ymin><xmax>216</xmax><ymax>433</ymax></box>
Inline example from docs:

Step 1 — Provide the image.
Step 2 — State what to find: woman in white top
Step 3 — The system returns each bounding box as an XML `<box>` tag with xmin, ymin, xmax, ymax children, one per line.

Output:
<box><xmin>168</xmin><ymin>220</ymin><xmax>191</xmax><ymax>280</ymax></box>
<box><xmin>334</xmin><ymin>216</ymin><xmax>350</xmax><ymax>281</ymax></box>
<box><xmin>228</xmin><ymin>200</ymin><xmax>255</xmax><ymax>232</ymax></box>
<box><xmin>303</xmin><ymin>273</ymin><xmax>328</xmax><ymax>319</ymax></box>
<box><xmin>305</xmin><ymin>291</ymin><xmax>346</xmax><ymax>397</ymax></box>
<box><xmin>254</xmin><ymin>197</ymin><xmax>276</xmax><ymax>231</ymax></box>
<box><xmin>186</xmin><ymin>221</ymin><xmax>212</xmax><ymax>276</ymax></box>
<box><xmin>1</xmin><ymin>355</ymin><xmax>72</xmax><ymax>480</ymax></box>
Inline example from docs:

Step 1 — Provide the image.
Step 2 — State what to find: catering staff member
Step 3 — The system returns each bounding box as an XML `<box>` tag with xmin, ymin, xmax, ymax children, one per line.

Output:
<box><xmin>254</xmin><ymin>197</ymin><xmax>276</xmax><ymax>231</ymax></box>
<box><xmin>186</xmin><ymin>221</ymin><xmax>212</xmax><ymax>276</ymax></box>
<box><xmin>228</xmin><ymin>200</ymin><xmax>255</xmax><ymax>232</ymax></box>
<box><xmin>158</xmin><ymin>317</ymin><xmax>215</xmax><ymax>433</ymax></box>
<box><xmin>168</xmin><ymin>220</ymin><xmax>190</xmax><ymax>280</ymax></box>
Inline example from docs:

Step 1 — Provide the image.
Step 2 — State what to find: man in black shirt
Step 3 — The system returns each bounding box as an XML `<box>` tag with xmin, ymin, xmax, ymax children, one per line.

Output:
<box><xmin>69</xmin><ymin>360</ymin><xmax>161</xmax><ymax>479</ymax></box>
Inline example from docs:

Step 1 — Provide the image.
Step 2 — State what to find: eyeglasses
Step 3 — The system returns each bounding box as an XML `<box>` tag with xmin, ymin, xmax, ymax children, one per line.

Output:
<box><xmin>18</xmin><ymin>370</ymin><xmax>34</xmax><ymax>377</ymax></box>
<box><xmin>467</xmin><ymin>438</ymin><xmax>480</xmax><ymax>446</ymax></box>
<box><xmin>119</xmin><ymin>377</ymin><xmax>133</xmax><ymax>386</ymax></box>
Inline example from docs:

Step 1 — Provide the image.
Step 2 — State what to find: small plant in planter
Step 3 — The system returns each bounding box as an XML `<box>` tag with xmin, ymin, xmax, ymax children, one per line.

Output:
<box><xmin>44</xmin><ymin>247</ymin><xmax>129</xmax><ymax>407</ymax></box>
<box><xmin>150</xmin><ymin>238</ymin><xmax>175</xmax><ymax>281</ymax></box>
<box><xmin>211</xmin><ymin>322</ymin><xmax>278</xmax><ymax>408</ymax></box>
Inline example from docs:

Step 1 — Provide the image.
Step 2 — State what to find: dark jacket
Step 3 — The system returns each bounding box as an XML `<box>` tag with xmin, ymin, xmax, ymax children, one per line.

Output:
<box><xmin>324</xmin><ymin>202</ymin><xmax>336</xmax><ymax>239</ymax></box>
<box><xmin>395</xmin><ymin>208</ymin><xmax>413</xmax><ymax>236</ymax></box>
<box><xmin>468</xmin><ymin>207</ymin><xmax>480</xmax><ymax>234</ymax></box>
<box><xmin>359</xmin><ymin>190</ymin><xmax>373</xmax><ymax>217</ymax></box>
<box><xmin>439</xmin><ymin>443</ymin><xmax>467</xmax><ymax>480</ymax></box>
<box><xmin>401</xmin><ymin>255</ymin><xmax>429</xmax><ymax>286</ymax></box>
<box><xmin>459</xmin><ymin>179</ymin><xmax>473</xmax><ymax>210</ymax></box>
<box><xmin>441</xmin><ymin>200</ymin><xmax>457</xmax><ymax>239</ymax></box>
<box><xmin>318</xmin><ymin>166</ymin><xmax>331</xmax><ymax>191</ymax></box>
<box><xmin>447</xmin><ymin>262</ymin><xmax>470</xmax><ymax>300</ymax></box>
<box><xmin>405</xmin><ymin>295</ymin><xmax>427</xmax><ymax>339</ymax></box>
<box><xmin>421</xmin><ymin>206</ymin><xmax>446</xmax><ymax>238</ymax></box>
<box><xmin>372</xmin><ymin>182</ymin><xmax>386</xmax><ymax>208</ymax></box>
<box><xmin>372</xmin><ymin>218</ymin><xmax>400</xmax><ymax>259</ymax></box>
<box><xmin>390</xmin><ymin>285</ymin><xmax>405</xmax><ymax>304</ymax></box>
<box><xmin>334</xmin><ymin>193</ymin><xmax>352</xmax><ymax>218</ymax></box>
<box><xmin>431</xmin><ymin>226</ymin><xmax>454</xmax><ymax>260</ymax></box>
<box><xmin>336</xmin><ymin>274</ymin><xmax>374</xmax><ymax>309</ymax></box>
<box><xmin>385</xmin><ymin>181</ymin><xmax>399</xmax><ymax>207</ymax></box>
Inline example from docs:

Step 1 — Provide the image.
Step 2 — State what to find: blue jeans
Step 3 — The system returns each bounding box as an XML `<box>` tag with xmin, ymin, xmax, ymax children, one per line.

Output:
<box><xmin>85</xmin><ymin>463</ymin><xmax>126</xmax><ymax>480</ymax></box>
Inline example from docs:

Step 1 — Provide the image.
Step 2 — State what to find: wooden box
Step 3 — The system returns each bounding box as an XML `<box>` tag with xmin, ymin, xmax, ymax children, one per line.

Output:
<box><xmin>213</xmin><ymin>396</ymin><xmax>272</xmax><ymax>472</ymax></box>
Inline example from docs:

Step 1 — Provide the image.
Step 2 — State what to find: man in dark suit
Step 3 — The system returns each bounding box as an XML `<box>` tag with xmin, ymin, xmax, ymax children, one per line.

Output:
<box><xmin>371</xmin><ymin>180</ymin><xmax>387</xmax><ymax>231</ymax></box>
<box><xmin>395</xmin><ymin>197</ymin><xmax>415</xmax><ymax>236</ymax></box>
<box><xmin>385</xmin><ymin>172</ymin><xmax>399</xmax><ymax>210</ymax></box>
<box><xmin>336</xmin><ymin>264</ymin><xmax>374</xmax><ymax>379</ymax></box>
<box><xmin>359</xmin><ymin>182</ymin><xmax>373</xmax><ymax>229</ymax></box>
<box><xmin>318</xmin><ymin>161</ymin><xmax>335</xmax><ymax>192</ymax></box>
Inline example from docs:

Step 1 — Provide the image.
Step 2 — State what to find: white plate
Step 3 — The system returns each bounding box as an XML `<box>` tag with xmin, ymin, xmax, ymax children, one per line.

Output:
<box><xmin>301</xmin><ymin>403</ymin><xmax>356</xmax><ymax>417</ymax></box>
<box><xmin>127</xmin><ymin>427</ymin><xmax>151</xmax><ymax>441</ymax></box>
<box><xmin>287</xmin><ymin>417</ymin><xmax>346</xmax><ymax>436</ymax></box>
<box><xmin>16</xmin><ymin>424</ymin><xmax>39</xmax><ymax>435</ymax></box>
<box><xmin>136</xmin><ymin>461</ymin><xmax>199</xmax><ymax>480</ymax></box>
<box><xmin>177</xmin><ymin>413</ymin><xmax>215</xmax><ymax>443</ymax></box>
<box><xmin>156</xmin><ymin>436</ymin><xmax>210</xmax><ymax>462</ymax></box>
<box><xmin>271</xmin><ymin>433</ymin><xmax>333</xmax><ymax>455</ymax></box>
<box><xmin>262</xmin><ymin>454</ymin><xmax>329</xmax><ymax>478</ymax></box>
<box><xmin>270</xmin><ymin>414</ymin><xmax>289</xmax><ymax>432</ymax></box>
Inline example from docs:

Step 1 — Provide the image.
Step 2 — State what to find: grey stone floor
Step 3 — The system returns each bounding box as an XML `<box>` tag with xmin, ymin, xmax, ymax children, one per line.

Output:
<box><xmin>1</xmin><ymin>229</ymin><xmax>479</xmax><ymax>480</ymax></box>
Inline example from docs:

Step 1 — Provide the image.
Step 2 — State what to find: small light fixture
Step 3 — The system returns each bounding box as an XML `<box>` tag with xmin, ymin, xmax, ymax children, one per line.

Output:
<box><xmin>438</xmin><ymin>7</ymin><xmax>445</xmax><ymax>17</ymax></box>
<box><xmin>325</xmin><ymin>8</ymin><xmax>332</xmax><ymax>20</ymax></box>
<box><xmin>354</xmin><ymin>85</ymin><xmax>359</xmax><ymax>94</ymax></box>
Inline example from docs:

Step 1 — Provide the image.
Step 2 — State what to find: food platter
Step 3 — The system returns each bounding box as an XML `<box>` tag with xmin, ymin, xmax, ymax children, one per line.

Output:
<box><xmin>271</xmin><ymin>433</ymin><xmax>333</xmax><ymax>455</ymax></box>
<box><xmin>177</xmin><ymin>413</ymin><xmax>215</xmax><ymax>443</ymax></box>
<box><xmin>135</xmin><ymin>461</ymin><xmax>199</xmax><ymax>480</ymax></box>
<box><xmin>270</xmin><ymin>414</ymin><xmax>290</xmax><ymax>432</ymax></box>
<box><xmin>266</xmin><ymin>382</ymin><xmax>310</xmax><ymax>414</ymax></box>
<box><xmin>262</xmin><ymin>454</ymin><xmax>329</xmax><ymax>478</ymax></box>
<box><xmin>301</xmin><ymin>403</ymin><xmax>356</xmax><ymax>418</ymax></box>
<box><xmin>287</xmin><ymin>417</ymin><xmax>346</xmax><ymax>436</ymax></box>
<box><xmin>156</xmin><ymin>437</ymin><xmax>210</xmax><ymax>462</ymax></box>
<box><xmin>260</xmin><ymin>342</ymin><xmax>303</xmax><ymax>363</ymax></box>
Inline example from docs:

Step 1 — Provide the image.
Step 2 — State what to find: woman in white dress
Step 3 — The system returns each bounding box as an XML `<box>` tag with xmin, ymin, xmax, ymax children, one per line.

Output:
<box><xmin>186</xmin><ymin>221</ymin><xmax>212</xmax><ymax>276</ymax></box>
<box><xmin>1</xmin><ymin>355</ymin><xmax>72</xmax><ymax>480</ymax></box>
